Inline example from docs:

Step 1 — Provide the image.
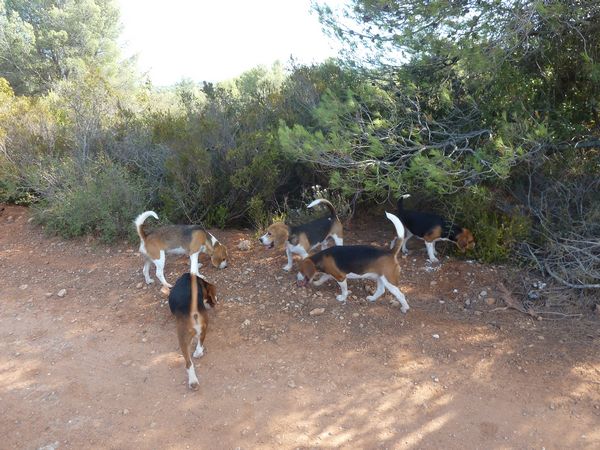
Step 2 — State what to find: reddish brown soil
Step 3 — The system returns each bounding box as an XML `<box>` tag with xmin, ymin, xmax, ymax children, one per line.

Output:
<box><xmin>1</xmin><ymin>205</ymin><xmax>599</xmax><ymax>449</ymax></box>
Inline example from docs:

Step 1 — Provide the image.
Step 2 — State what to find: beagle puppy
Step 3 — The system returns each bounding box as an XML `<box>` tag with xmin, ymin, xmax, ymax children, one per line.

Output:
<box><xmin>168</xmin><ymin>272</ymin><xmax>217</xmax><ymax>390</ymax></box>
<box><xmin>392</xmin><ymin>194</ymin><xmax>475</xmax><ymax>263</ymax></box>
<box><xmin>259</xmin><ymin>199</ymin><xmax>343</xmax><ymax>271</ymax></box>
<box><xmin>135</xmin><ymin>211</ymin><xmax>229</xmax><ymax>289</ymax></box>
<box><xmin>297</xmin><ymin>212</ymin><xmax>410</xmax><ymax>313</ymax></box>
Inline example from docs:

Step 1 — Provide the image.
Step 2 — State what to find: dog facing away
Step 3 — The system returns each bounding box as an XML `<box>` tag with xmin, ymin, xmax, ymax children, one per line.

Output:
<box><xmin>135</xmin><ymin>211</ymin><xmax>228</xmax><ymax>289</ymax></box>
<box><xmin>297</xmin><ymin>212</ymin><xmax>410</xmax><ymax>313</ymax></box>
<box><xmin>392</xmin><ymin>194</ymin><xmax>475</xmax><ymax>263</ymax></box>
<box><xmin>168</xmin><ymin>272</ymin><xmax>217</xmax><ymax>390</ymax></box>
<box><xmin>259</xmin><ymin>199</ymin><xmax>343</xmax><ymax>271</ymax></box>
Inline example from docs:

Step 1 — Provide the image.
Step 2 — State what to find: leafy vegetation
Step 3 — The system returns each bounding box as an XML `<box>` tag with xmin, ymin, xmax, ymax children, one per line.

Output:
<box><xmin>0</xmin><ymin>0</ymin><xmax>598</xmax><ymax>295</ymax></box>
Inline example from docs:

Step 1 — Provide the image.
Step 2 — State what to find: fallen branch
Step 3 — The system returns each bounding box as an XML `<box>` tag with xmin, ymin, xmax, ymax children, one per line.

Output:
<box><xmin>490</xmin><ymin>283</ymin><xmax>583</xmax><ymax>320</ymax></box>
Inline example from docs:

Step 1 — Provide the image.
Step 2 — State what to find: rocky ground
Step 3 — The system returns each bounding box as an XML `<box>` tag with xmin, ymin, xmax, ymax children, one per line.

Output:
<box><xmin>1</xmin><ymin>204</ymin><xmax>599</xmax><ymax>449</ymax></box>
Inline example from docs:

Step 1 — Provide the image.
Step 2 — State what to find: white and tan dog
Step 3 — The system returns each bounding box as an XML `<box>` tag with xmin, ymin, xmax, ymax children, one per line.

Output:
<box><xmin>135</xmin><ymin>211</ymin><xmax>228</xmax><ymax>289</ymax></box>
<box><xmin>297</xmin><ymin>212</ymin><xmax>410</xmax><ymax>313</ymax></box>
<box><xmin>259</xmin><ymin>199</ymin><xmax>343</xmax><ymax>271</ymax></box>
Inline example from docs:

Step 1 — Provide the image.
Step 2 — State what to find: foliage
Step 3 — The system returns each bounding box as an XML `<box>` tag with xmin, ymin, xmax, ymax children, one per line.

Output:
<box><xmin>31</xmin><ymin>157</ymin><xmax>149</xmax><ymax>243</ymax></box>
<box><xmin>1</xmin><ymin>0</ymin><xmax>599</xmax><ymax>293</ymax></box>
<box><xmin>0</xmin><ymin>0</ymin><xmax>122</xmax><ymax>95</ymax></box>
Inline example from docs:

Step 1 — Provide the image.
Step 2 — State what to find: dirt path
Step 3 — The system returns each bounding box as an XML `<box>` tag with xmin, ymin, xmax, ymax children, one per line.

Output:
<box><xmin>1</xmin><ymin>205</ymin><xmax>599</xmax><ymax>449</ymax></box>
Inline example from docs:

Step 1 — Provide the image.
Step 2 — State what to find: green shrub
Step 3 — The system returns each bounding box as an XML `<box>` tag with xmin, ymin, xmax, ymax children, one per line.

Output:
<box><xmin>32</xmin><ymin>158</ymin><xmax>149</xmax><ymax>243</ymax></box>
<box><xmin>447</xmin><ymin>188</ymin><xmax>531</xmax><ymax>263</ymax></box>
<box><xmin>0</xmin><ymin>158</ymin><xmax>35</xmax><ymax>204</ymax></box>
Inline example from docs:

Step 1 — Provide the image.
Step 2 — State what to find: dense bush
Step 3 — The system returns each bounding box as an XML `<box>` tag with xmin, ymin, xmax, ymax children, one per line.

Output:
<box><xmin>1</xmin><ymin>0</ymin><xmax>598</xmax><ymax>295</ymax></box>
<box><xmin>31</xmin><ymin>158</ymin><xmax>149</xmax><ymax>243</ymax></box>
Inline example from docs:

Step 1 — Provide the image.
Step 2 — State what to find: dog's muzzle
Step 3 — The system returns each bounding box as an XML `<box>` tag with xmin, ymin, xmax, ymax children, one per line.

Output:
<box><xmin>259</xmin><ymin>235</ymin><xmax>274</xmax><ymax>249</ymax></box>
<box><xmin>296</xmin><ymin>272</ymin><xmax>309</xmax><ymax>287</ymax></box>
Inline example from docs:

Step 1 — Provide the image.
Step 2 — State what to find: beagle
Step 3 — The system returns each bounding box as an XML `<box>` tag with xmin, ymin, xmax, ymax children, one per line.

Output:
<box><xmin>392</xmin><ymin>194</ymin><xmax>475</xmax><ymax>263</ymax></box>
<box><xmin>297</xmin><ymin>212</ymin><xmax>410</xmax><ymax>313</ymax></box>
<box><xmin>259</xmin><ymin>199</ymin><xmax>343</xmax><ymax>271</ymax></box>
<box><xmin>168</xmin><ymin>272</ymin><xmax>217</xmax><ymax>390</ymax></box>
<box><xmin>135</xmin><ymin>211</ymin><xmax>229</xmax><ymax>289</ymax></box>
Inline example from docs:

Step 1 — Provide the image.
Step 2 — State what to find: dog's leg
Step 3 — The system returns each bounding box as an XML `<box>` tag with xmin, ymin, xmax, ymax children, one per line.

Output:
<box><xmin>425</xmin><ymin>241</ymin><xmax>439</xmax><ymax>263</ymax></box>
<box><xmin>367</xmin><ymin>277</ymin><xmax>385</xmax><ymax>302</ymax></box>
<box><xmin>381</xmin><ymin>275</ymin><xmax>409</xmax><ymax>313</ymax></box>
<box><xmin>142</xmin><ymin>259</ymin><xmax>154</xmax><ymax>284</ymax></box>
<box><xmin>331</xmin><ymin>234</ymin><xmax>343</xmax><ymax>246</ymax></box>
<box><xmin>153</xmin><ymin>250</ymin><xmax>172</xmax><ymax>288</ymax></box>
<box><xmin>283</xmin><ymin>243</ymin><xmax>293</xmax><ymax>271</ymax></box>
<box><xmin>313</xmin><ymin>273</ymin><xmax>333</xmax><ymax>286</ymax></box>
<box><xmin>190</xmin><ymin>251</ymin><xmax>202</xmax><ymax>276</ymax></box>
<box><xmin>195</xmin><ymin>319</ymin><xmax>207</xmax><ymax>357</ymax></box>
<box><xmin>321</xmin><ymin>240</ymin><xmax>329</xmax><ymax>251</ymax></box>
<box><xmin>402</xmin><ymin>231</ymin><xmax>413</xmax><ymax>255</ymax></box>
<box><xmin>193</xmin><ymin>323</ymin><xmax>205</xmax><ymax>358</ymax></box>
<box><xmin>336</xmin><ymin>279</ymin><xmax>349</xmax><ymax>302</ymax></box>
<box><xmin>177</xmin><ymin>324</ymin><xmax>199</xmax><ymax>390</ymax></box>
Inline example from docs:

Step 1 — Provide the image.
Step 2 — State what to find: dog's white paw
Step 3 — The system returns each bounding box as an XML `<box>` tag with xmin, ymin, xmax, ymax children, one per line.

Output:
<box><xmin>193</xmin><ymin>346</ymin><xmax>204</xmax><ymax>358</ymax></box>
<box><xmin>401</xmin><ymin>305</ymin><xmax>410</xmax><ymax>314</ymax></box>
<box><xmin>282</xmin><ymin>265</ymin><xmax>292</xmax><ymax>272</ymax></box>
<box><xmin>145</xmin><ymin>278</ymin><xmax>155</xmax><ymax>284</ymax></box>
<box><xmin>401</xmin><ymin>248</ymin><xmax>409</xmax><ymax>255</ymax></box>
<box><xmin>428</xmin><ymin>257</ymin><xmax>439</xmax><ymax>264</ymax></box>
<box><xmin>336</xmin><ymin>294</ymin><xmax>347</xmax><ymax>303</ymax></box>
<box><xmin>366</xmin><ymin>295</ymin><xmax>377</xmax><ymax>302</ymax></box>
<box><xmin>189</xmin><ymin>379</ymin><xmax>199</xmax><ymax>390</ymax></box>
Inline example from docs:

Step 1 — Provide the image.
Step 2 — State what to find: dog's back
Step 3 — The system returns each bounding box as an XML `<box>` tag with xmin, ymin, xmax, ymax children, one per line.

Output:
<box><xmin>311</xmin><ymin>245</ymin><xmax>391</xmax><ymax>275</ymax></box>
<box><xmin>168</xmin><ymin>273</ymin><xmax>210</xmax><ymax>316</ymax></box>
<box><xmin>397</xmin><ymin>195</ymin><xmax>445</xmax><ymax>236</ymax></box>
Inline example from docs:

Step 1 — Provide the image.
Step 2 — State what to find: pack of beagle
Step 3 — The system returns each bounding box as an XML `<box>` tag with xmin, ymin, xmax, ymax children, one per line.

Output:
<box><xmin>134</xmin><ymin>195</ymin><xmax>475</xmax><ymax>389</ymax></box>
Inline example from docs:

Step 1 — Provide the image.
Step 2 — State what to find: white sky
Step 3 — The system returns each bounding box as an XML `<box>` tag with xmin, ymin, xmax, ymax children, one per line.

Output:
<box><xmin>117</xmin><ymin>0</ymin><xmax>344</xmax><ymax>86</ymax></box>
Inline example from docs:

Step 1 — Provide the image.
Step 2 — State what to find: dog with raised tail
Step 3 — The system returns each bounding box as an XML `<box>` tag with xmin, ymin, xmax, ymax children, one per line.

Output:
<box><xmin>297</xmin><ymin>211</ymin><xmax>410</xmax><ymax>313</ymax></box>
<box><xmin>135</xmin><ymin>211</ymin><xmax>228</xmax><ymax>289</ymax></box>
<box><xmin>168</xmin><ymin>272</ymin><xmax>217</xmax><ymax>390</ymax></box>
<box><xmin>392</xmin><ymin>194</ymin><xmax>475</xmax><ymax>263</ymax></box>
<box><xmin>259</xmin><ymin>198</ymin><xmax>343</xmax><ymax>271</ymax></box>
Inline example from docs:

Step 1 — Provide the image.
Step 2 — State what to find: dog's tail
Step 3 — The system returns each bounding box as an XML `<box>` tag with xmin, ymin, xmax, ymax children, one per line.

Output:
<box><xmin>385</xmin><ymin>211</ymin><xmax>405</xmax><ymax>257</ymax></box>
<box><xmin>190</xmin><ymin>273</ymin><xmax>200</xmax><ymax>322</ymax></box>
<box><xmin>307</xmin><ymin>198</ymin><xmax>336</xmax><ymax>217</ymax></box>
<box><xmin>396</xmin><ymin>194</ymin><xmax>411</xmax><ymax>212</ymax></box>
<box><xmin>135</xmin><ymin>211</ymin><xmax>159</xmax><ymax>241</ymax></box>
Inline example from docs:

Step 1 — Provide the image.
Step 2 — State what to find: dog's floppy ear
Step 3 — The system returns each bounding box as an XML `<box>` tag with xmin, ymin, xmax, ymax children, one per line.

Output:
<box><xmin>456</xmin><ymin>229</ymin><xmax>475</xmax><ymax>252</ymax></box>
<box><xmin>299</xmin><ymin>258</ymin><xmax>317</xmax><ymax>282</ymax></box>
<box><xmin>199</xmin><ymin>278</ymin><xmax>217</xmax><ymax>307</ymax></box>
<box><xmin>269</xmin><ymin>222</ymin><xmax>289</xmax><ymax>249</ymax></box>
<box><xmin>205</xmin><ymin>282</ymin><xmax>217</xmax><ymax>307</ymax></box>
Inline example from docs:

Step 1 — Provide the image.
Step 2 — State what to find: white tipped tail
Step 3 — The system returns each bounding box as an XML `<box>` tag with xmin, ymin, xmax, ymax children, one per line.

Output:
<box><xmin>135</xmin><ymin>210</ymin><xmax>159</xmax><ymax>240</ymax></box>
<box><xmin>307</xmin><ymin>198</ymin><xmax>336</xmax><ymax>216</ymax></box>
<box><xmin>401</xmin><ymin>194</ymin><xmax>411</xmax><ymax>199</ymax></box>
<box><xmin>385</xmin><ymin>211</ymin><xmax>405</xmax><ymax>255</ymax></box>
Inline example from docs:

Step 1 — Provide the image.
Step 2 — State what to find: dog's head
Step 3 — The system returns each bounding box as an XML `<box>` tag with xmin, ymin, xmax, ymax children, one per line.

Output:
<box><xmin>297</xmin><ymin>258</ymin><xmax>318</xmax><ymax>287</ymax></box>
<box><xmin>210</xmin><ymin>242</ymin><xmax>229</xmax><ymax>269</ymax></box>
<box><xmin>259</xmin><ymin>222</ymin><xmax>289</xmax><ymax>249</ymax></box>
<box><xmin>199</xmin><ymin>278</ymin><xmax>217</xmax><ymax>308</ymax></box>
<box><xmin>456</xmin><ymin>228</ymin><xmax>476</xmax><ymax>252</ymax></box>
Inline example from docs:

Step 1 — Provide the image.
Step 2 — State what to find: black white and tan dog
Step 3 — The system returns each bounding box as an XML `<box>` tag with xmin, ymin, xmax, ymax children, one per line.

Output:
<box><xmin>135</xmin><ymin>211</ymin><xmax>229</xmax><ymax>289</ymax></box>
<box><xmin>392</xmin><ymin>194</ymin><xmax>475</xmax><ymax>263</ymax></box>
<box><xmin>168</xmin><ymin>272</ymin><xmax>217</xmax><ymax>390</ymax></box>
<box><xmin>259</xmin><ymin>199</ymin><xmax>343</xmax><ymax>271</ymax></box>
<box><xmin>297</xmin><ymin>212</ymin><xmax>410</xmax><ymax>313</ymax></box>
